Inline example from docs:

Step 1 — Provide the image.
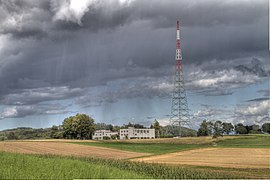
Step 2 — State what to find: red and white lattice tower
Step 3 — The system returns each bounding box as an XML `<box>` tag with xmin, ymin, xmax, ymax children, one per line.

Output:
<box><xmin>170</xmin><ymin>20</ymin><xmax>191</xmax><ymax>136</ymax></box>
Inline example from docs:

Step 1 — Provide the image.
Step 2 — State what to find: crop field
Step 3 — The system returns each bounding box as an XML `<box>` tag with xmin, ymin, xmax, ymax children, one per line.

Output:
<box><xmin>134</xmin><ymin>147</ymin><xmax>270</xmax><ymax>168</ymax></box>
<box><xmin>0</xmin><ymin>135</ymin><xmax>269</xmax><ymax>179</ymax></box>
<box><xmin>0</xmin><ymin>141</ymin><xmax>148</xmax><ymax>159</ymax></box>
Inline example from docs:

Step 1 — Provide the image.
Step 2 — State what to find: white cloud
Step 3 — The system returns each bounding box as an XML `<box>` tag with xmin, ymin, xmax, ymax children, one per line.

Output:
<box><xmin>118</xmin><ymin>0</ymin><xmax>134</xmax><ymax>5</ymax></box>
<box><xmin>52</xmin><ymin>0</ymin><xmax>96</xmax><ymax>25</ymax></box>
<box><xmin>155</xmin><ymin>118</ymin><xmax>171</xmax><ymax>126</ymax></box>
<box><xmin>235</xmin><ymin>100</ymin><xmax>269</xmax><ymax>116</ymax></box>
<box><xmin>230</xmin><ymin>100</ymin><xmax>269</xmax><ymax>125</ymax></box>
<box><xmin>0</xmin><ymin>107</ymin><xmax>18</xmax><ymax>118</ymax></box>
<box><xmin>187</xmin><ymin>68</ymin><xmax>262</xmax><ymax>90</ymax></box>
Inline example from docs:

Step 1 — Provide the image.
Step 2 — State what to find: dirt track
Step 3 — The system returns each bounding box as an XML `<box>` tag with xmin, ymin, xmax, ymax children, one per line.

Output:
<box><xmin>0</xmin><ymin>141</ymin><xmax>149</xmax><ymax>159</ymax></box>
<box><xmin>135</xmin><ymin>148</ymin><xmax>270</xmax><ymax>169</ymax></box>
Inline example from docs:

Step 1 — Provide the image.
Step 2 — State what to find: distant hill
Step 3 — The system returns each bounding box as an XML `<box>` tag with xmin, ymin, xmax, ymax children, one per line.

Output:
<box><xmin>0</xmin><ymin>127</ymin><xmax>52</xmax><ymax>140</ymax></box>
<box><xmin>160</xmin><ymin>125</ymin><xmax>197</xmax><ymax>137</ymax></box>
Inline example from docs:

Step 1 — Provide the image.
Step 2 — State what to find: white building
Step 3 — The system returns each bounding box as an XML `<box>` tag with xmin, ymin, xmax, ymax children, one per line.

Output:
<box><xmin>120</xmin><ymin>127</ymin><xmax>155</xmax><ymax>140</ymax></box>
<box><xmin>93</xmin><ymin>130</ymin><xmax>118</xmax><ymax>140</ymax></box>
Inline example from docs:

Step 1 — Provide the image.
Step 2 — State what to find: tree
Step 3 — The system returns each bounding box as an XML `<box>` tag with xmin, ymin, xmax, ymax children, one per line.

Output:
<box><xmin>235</xmin><ymin>123</ymin><xmax>248</xmax><ymax>134</ymax></box>
<box><xmin>222</xmin><ymin>122</ymin><xmax>234</xmax><ymax>135</ymax></box>
<box><xmin>52</xmin><ymin>132</ymin><xmax>63</xmax><ymax>139</ymax></box>
<box><xmin>62</xmin><ymin>114</ymin><xmax>96</xmax><ymax>139</ymax></box>
<box><xmin>111</xmin><ymin>134</ymin><xmax>119</xmax><ymax>140</ymax></box>
<box><xmin>152</xmin><ymin>119</ymin><xmax>161</xmax><ymax>138</ymax></box>
<box><xmin>248</xmin><ymin>124</ymin><xmax>261</xmax><ymax>134</ymax></box>
<box><xmin>160</xmin><ymin>125</ymin><xmax>197</xmax><ymax>137</ymax></box>
<box><xmin>207</xmin><ymin>121</ymin><xmax>213</xmax><ymax>135</ymax></box>
<box><xmin>134</xmin><ymin>124</ymin><xmax>145</xmax><ymax>128</ymax></box>
<box><xmin>96</xmin><ymin>123</ymin><xmax>107</xmax><ymax>130</ymax></box>
<box><xmin>7</xmin><ymin>132</ymin><xmax>18</xmax><ymax>140</ymax></box>
<box><xmin>50</xmin><ymin>125</ymin><xmax>59</xmax><ymax>138</ymax></box>
<box><xmin>213</xmin><ymin>121</ymin><xmax>223</xmax><ymax>137</ymax></box>
<box><xmin>122</xmin><ymin>122</ymin><xmax>145</xmax><ymax>129</ymax></box>
<box><xmin>106</xmin><ymin>124</ymin><xmax>114</xmax><ymax>131</ymax></box>
<box><xmin>197</xmin><ymin>120</ymin><xmax>213</xmax><ymax>136</ymax></box>
<box><xmin>262</xmin><ymin>123</ymin><xmax>270</xmax><ymax>133</ymax></box>
<box><xmin>103</xmin><ymin>136</ymin><xmax>110</xmax><ymax>140</ymax></box>
<box><xmin>113</xmin><ymin>125</ymin><xmax>121</xmax><ymax>132</ymax></box>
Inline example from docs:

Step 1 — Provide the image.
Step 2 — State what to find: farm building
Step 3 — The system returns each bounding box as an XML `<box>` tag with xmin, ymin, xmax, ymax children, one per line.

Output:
<box><xmin>92</xmin><ymin>130</ymin><xmax>118</xmax><ymax>140</ymax></box>
<box><xmin>120</xmin><ymin>127</ymin><xmax>155</xmax><ymax>140</ymax></box>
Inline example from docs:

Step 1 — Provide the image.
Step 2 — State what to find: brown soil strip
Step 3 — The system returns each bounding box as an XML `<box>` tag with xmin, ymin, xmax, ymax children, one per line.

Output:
<box><xmin>0</xmin><ymin>141</ymin><xmax>149</xmax><ymax>159</ymax></box>
<box><xmin>134</xmin><ymin>148</ymin><xmax>270</xmax><ymax>169</ymax></box>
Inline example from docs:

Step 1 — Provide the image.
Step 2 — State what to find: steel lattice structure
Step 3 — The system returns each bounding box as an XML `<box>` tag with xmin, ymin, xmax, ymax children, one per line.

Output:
<box><xmin>170</xmin><ymin>20</ymin><xmax>191</xmax><ymax>137</ymax></box>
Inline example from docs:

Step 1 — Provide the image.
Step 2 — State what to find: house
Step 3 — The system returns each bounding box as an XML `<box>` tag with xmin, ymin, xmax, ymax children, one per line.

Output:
<box><xmin>119</xmin><ymin>127</ymin><xmax>155</xmax><ymax>140</ymax></box>
<box><xmin>92</xmin><ymin>130</ymin><xmax>118</xmax><ymax>140</ymax></box>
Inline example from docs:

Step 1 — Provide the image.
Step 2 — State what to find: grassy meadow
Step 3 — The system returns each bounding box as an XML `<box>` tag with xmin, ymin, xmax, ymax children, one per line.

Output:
<box><xmin>216</xmin><ymin>134</ymin><xmax>270</xmax><ymax>148</ymax></box>
<box><xmin>0</xmin><ymin>152</ymin><xmax>148</xmax><ymax>179</ymax></box>
<box><xmin>72</xmin><ymin>141</ymin><xmax>202</xmax><ymax>154</ymax></box>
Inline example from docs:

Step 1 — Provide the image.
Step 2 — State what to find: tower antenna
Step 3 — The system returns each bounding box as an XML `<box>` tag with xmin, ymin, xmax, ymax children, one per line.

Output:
<box><xmin>170</xmin><ymin>20</ymin><xmax>191</xmax><ymax>137</ymax></box>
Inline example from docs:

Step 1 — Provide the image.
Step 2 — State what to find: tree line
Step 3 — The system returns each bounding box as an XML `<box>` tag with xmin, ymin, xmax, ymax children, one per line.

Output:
<box><xmin>2</xmin><ymin>114</ymin><xmax>269</xmax><ymax>140</ymax></box>
<box><xmin>50</xmin><ymin>114</ymin><xmax>197</xmax><ymax>139</ymax></box>
<box><xmin>197</xmin><ymin>120</ymin><xmax>270</xmax><ymax>137</ymax></box>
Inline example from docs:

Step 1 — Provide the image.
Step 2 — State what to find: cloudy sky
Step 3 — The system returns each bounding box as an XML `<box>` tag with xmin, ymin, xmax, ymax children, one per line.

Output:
<box><xmin>0</xmin><ymin>0</ymin><xmax>269</xmax><ymax>130</ymax></box>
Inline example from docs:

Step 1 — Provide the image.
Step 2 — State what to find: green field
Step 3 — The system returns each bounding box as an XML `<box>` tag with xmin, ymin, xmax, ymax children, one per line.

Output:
<box><xmin>0</xmin><ymin>152</ymin><xmax>147</xmax><ymax>179</ymax></box>
<box><xmin>72</xmin><ymin>141</ymin><xmax>202</xmax><ymax>154</ymax></box>
<box><xmin>1</xmin><ymin>151</ymin><xmax>266</xmax><ymax>179</ymax></box>
<box><xmin>216</xmin><ymin>135</ymin><xmax>270</xmax><ymax>148</ymax></box>
<box><xmin>72</xmin><ymin>135</ymin><xmax>270</xmax><ymax>155</ymax></box>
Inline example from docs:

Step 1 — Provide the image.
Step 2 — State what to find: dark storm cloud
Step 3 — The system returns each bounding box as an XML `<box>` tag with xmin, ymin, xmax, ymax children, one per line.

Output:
<box><xmin>0</xmin><ymin>103</ymin><xmax>69</xmax><ymax>119</ymax></box>
<box><xmin>1</xmin><ymin>86</ymin><xmax>84</xmax><ymax>105</ymax></box>
<box><xmin>1</xmin><ymin>0</ymin><xmax>268</xmax><ymax>37</ymax></box>
<box><xmin>247</xmin><ymin>97</ymin><xmax>270</xmax><ymax>102</ymax></box>
<box><xmin>53</xmin><ymin>1</ymin><xmax>132</xmax><ymax>32</ymax></box>
<box><xmin>76</xmin><ymin>76</ymin><xmax>172</xmax><ymax>107</ymax></box>
<box><xmin>0</xmin><ymin>0</ymin><xmax>269</xmax><ymax>114</ymax></box>
<box><xmin>0</xmin><ymin>0</ymin><xmax>51</xmax><ymax>39</ymax></box>
<box><xmin>247</xmin><ymin>89</ymin><xmax>270</xmax><ymax>102</ymax></box>
<box><xmin>257</xmin><ymin>89</ymin><xmax>270</xmax><ymax>97</ymax></box>
<box><xmin>131</xmin><ymin>0</ymin><xmax>268</xmax><ymax>28</ymax></box>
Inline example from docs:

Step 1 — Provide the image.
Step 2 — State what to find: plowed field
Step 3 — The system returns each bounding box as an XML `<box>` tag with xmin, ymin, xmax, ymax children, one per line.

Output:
<box><xmin>0</xmin><ymin>141</ymin><xmax>149</xmax><ymax>159</ymax></box>
<box><xmin>135</xmin><ymin>148</ymin><xmax>270</xmax><ymax>168</ymax></box>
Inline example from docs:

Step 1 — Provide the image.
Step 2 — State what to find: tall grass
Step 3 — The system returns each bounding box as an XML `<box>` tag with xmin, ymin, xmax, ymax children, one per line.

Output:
<box><xmin>80</xmin><ymin>156</ymin><xmax>245</xmax><ymax>179</ymax></box>
<box><xmin>0</xmin><ymin>152</ymin><xmax>147</xmax><ymax>179</ymax></box>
